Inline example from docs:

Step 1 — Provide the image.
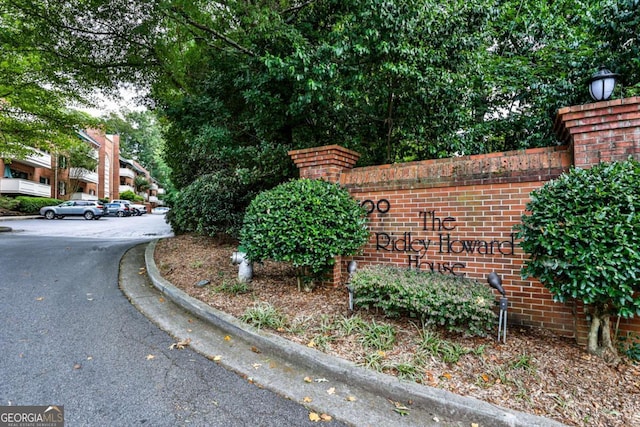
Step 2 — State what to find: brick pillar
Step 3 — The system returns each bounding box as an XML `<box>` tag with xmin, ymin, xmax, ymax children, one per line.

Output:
<box><xmin>289</xmin><ymin>145</ymin><xmax>361</xmax><ymax>287</ymax></box>
<box><xmin>555</xmin><ymin>96</ymin><xmax>640</xmax><ymax>168</ymax></box>
<box><xmin>288</xmin><ymin>145</ymin><xmax>360</xmax><ymax>183</ymax></box>
<box><xmin>555</xmin><ymin>96</ymin><xmax>640</xmax><ymax>344</ymax></box>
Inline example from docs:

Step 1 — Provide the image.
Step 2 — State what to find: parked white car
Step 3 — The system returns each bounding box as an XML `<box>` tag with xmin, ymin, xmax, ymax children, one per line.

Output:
<box><xmin>152</xmin><ymin>207</ymin><xmax>170</xmax><ymax>215</ymax></box>
<box><xmin>110</xmin><ymin>199</ymin><xmax>146</xmax><ymax>216</ymax></box>
<box><xmin>130</xmin><ymin>204</ymin><xmax>147</xmax><ymax>216</ymax></box>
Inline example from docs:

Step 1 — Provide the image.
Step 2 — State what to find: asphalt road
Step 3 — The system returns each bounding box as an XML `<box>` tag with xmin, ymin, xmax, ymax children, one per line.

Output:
<box><xmin>0</xmin><ymin>216</ymin><xmax>346</xmax><ymax>426</ymax></box>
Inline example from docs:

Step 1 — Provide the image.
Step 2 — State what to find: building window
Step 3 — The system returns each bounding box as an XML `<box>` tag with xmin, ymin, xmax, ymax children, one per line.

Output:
<box><xmin>39</xmin><ymin>177</ymin><xmax>50</xmax><ymax>185</ymax></box>
<box><xmin>58</xmin><ymin>181</ymin><xmax>66</xmax><ymax>196</ymax></box>
<box><xmin>58</xmin><ymin>155</ymin><xmax>68</xmax><ymax>169</ymax></box>
<box><xmin>89</xmin><ymin>189</ymin><xmax>95</xmax><ymax>196</ymax></box>
<box><xmin>10</xmin><ymin>168</ymin><xmax>28</xmax><ymax>179</ymax></box>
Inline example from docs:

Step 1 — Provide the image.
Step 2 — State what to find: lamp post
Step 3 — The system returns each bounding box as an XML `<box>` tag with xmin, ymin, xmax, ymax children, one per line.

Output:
<box><xmin>588</xmin><ymin>68</ymin><xmax>620</xmax><ymax>101</ymax></box>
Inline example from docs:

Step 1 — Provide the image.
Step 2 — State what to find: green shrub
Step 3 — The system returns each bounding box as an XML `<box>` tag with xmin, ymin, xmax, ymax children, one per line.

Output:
<box><xmin>15</xmin><ymin>196</ymin><xmax>63</xmax><ymax>213</ymax></box>
<box><xmin>117</xmin><ymin>190</ymin><xmax>137</xmax><ymax>201</ymax></box>
<box><xmin>515</xmin><ymin>159</ymin><xmax>640</xmax><ymax>358</ymax></box>
<box><xmin>167</xmin><ymin>172</ymin><xmax>256</xmax><ymax>238</ymax></box>
<box><xmin>350</xmin><ymin>266</ymin><xmax>496</xmax><ymax>336</ymax></box>
<box><xmin>0</xmin><ymin>196</ymin><xmax>19</xmax><ymax>210</ymax></box>
<box><xmin>240</xmin><ymin>179</ymin><xmax>369</xmax><ymax>289</ymax></box>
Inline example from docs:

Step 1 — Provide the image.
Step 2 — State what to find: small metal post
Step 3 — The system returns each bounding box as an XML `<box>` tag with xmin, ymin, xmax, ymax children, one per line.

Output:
<box><xmin>498</xmin><ymin>296</ymin><xmax>508</xmax><ymax>343</ymax></box>
<box><xmin>346</xmin><ymin>261</ymin><xmax>357</xmax><ymax>311</ymax></box>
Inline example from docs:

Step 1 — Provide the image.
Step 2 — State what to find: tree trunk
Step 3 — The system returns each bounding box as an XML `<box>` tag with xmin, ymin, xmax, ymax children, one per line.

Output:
<box><xmin>586</xmin><ymin>309</ymin><xmax>620</xmax><ymax>363</ymax></box>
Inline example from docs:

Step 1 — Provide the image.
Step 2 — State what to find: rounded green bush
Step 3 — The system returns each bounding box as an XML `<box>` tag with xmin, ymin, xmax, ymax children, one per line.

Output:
<box><xmin>167</xmin><ymin>172</ymin><xmax>256</xmax><ymax>238</ymax></box>
<box><xmin>516</xmin><ymin>160</ymin><xmax>640</xmax><ymax>317</ymax></box>
<box><xmin>240</xmin><ymin>179</ymin><xmax>369</xmax><ymax>286</ymax></box>
<box><xmin>515</xmin><ymin>159</ymin><xmax>640</xmax><ymax>357</ymax></box>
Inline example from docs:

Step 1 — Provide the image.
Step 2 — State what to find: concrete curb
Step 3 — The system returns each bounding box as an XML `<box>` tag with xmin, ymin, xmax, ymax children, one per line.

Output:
<box><xmin>144</xmin><ymin>240</ymin><xmax>565</xmax><ymax>427</ymax></box>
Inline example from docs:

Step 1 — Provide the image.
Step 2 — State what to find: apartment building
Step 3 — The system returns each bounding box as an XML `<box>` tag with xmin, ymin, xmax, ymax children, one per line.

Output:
<box><xmin>0</xmin><ymin>128</ymin><xmax>164</xmax><ymax>207</ymax></box>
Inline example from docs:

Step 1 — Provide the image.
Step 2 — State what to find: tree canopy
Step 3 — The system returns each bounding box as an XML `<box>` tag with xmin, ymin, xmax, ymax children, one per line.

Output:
<box><xmin>3</xmin><ymin>0</ymin><xmax>639</xmax><ymax>223</ymax></box>
<box><xmin>150</xmin><ymin>0</ymin><xmax>640</xmax><ymax>191</ymax></box>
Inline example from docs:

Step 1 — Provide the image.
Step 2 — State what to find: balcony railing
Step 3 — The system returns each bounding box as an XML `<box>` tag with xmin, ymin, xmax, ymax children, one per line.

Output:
<box><xmin>119</xmin><ymin>168</ymin><xmax>136</xmax><ymax>179</ymax></box>
<box><xmin>119</xmin><ymin>184</ymin><xmax>135</xmax><ymax>194</ymax></box>
<box><xmin>0</xmin><ymin>178</ymin><xmax>51</xmax><ymax>197</ymax></box>
<box><xmin>1</xmin><ymin>147</ymin><xmax>52</xmax><ymax>169</ymax></box>
<box><xmin>69</xmin><ymin>192</ymin><xmax>98</xmax><ymax>201</ymax></box>
<box><xmin>69</xmin><ymin>168</ymin><xmax>99</xmax><ymax>184</ymax></box>
<box><xmin>22</xmin><ymin>150</ymin><xmax>52</xmax><ymax>169</ymax></box>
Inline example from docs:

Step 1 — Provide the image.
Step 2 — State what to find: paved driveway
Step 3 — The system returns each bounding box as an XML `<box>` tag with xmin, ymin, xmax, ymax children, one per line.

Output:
<box><xmin>0</xmin><ymin>217</ymin><xmax>345</xmax><ymax>426</ymax></box>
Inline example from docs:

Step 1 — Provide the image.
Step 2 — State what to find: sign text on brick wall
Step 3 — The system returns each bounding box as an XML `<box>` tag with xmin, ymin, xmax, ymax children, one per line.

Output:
<box><xmin>365</xmin><ymin>201</ymin><xmax>516</xmax><ymax>276</ymax></box>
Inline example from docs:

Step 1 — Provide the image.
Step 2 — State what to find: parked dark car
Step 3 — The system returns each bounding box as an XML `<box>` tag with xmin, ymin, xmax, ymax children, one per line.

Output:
<box><xmin>40</xmin><ymin>200</ymin><xmax>105</xmax><ymax>220</ymax></box>
<box><xmin>105</xmin><ymin>202</ymin><xmax>132</xmax><ymax>217</ymax></box>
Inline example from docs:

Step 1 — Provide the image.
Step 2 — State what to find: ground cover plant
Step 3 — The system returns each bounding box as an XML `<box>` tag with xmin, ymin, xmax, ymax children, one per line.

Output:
<box><xmin>154</xmin><ymin>234</ymin><xmax>640</xmax><ymax>427</ymax></box>
<box><xmin>349</xmin><ymin>265</ymin><xmax>496</xmax><ymax>337</ymax></box>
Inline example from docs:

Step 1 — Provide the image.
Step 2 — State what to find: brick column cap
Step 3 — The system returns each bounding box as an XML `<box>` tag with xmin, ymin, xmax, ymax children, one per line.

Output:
<box><xmin>554</xmin><ymin>96</ymin><xmax>640</xmax><ymax>143</ymax></box>
<box><xmin>288</xmin><ymin>145</ymin><xmax>361</xmax><ymax>170</ymax></box>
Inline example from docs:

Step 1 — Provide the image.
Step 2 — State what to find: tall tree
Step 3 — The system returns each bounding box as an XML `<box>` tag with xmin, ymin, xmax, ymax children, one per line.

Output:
<box><xmin>0</xmin><ymin>0</ymin><xmax>161</xmax><ymax>156</ymax></box>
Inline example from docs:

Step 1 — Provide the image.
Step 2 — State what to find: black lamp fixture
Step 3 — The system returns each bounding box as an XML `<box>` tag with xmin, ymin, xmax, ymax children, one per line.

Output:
<box><xmin>588</xmin><ymin>68</ymin><xmax>620</xmax><ymax>101</ymax></box>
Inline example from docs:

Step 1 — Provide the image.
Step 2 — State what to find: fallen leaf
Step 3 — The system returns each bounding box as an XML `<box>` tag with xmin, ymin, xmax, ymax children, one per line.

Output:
<box><xmin>252</xmin><ymin>363</ymin><xmax>262</xmax><ymax>369</ymax></box>
<box><xmin>307</xmin><ymin>339</ymin><xmax>316</xmax><ymax>348</ymax></box>
<box><xmin>304</xmin><ymin>376</ymin><xmax>313</xmax><ymax>383</ymax></box>
<box><xmin>390</xmin><ymin>400</ymin><xmax>410</xmax><ymax>416</ymax></box>
<box><xmin>472</xmin><ymin>423</ymin><xmax>480</xmax><ymax>427</ymax></box>
<box><xmin>251</xmin><ymin>346</ymin><xmax>261</xmax><ymax>353</ymax></box>
<box><xmin>187</xmin><ymin>329</ymin><xmax>193</xmax><ymax>333</ymax></box>
<box><xmin>146</xmin><ymin>354</ymin><xmax>155</xmax><ymax>360</ymax></box>
<box><xmin>309</xmin><ymin>412</ymin><xmax>321</xmax><ymax>422</ymax></box>
<box><xmin>213</xmin><ymin>355</ymin><xmax>222</xmax><ymax>361</ymax></box>
<box><xmin>390</xmin><ymin>400</ymin><xmax>409</xmax><ymax>410</ymax></box>
<box><xmin>224</xmin><ymin>335</ymin><xmax>232</xmax><ymax>341</ymax></box>
<box><xmin>138</xmin><ymin>268</ymin><xmax>146</xmax><ymax>275</ymax></box>
<box><xmin>158</xmin><ymin>297</ymin><xmax>165</xmax><ymax>303</ymax></box>
<box><xmin>326</xmin><ymin>387</ymin><xmax>335</xmax><ymax>395</ymax></box>
<box><xmin>481</xmin><ymin>373</ymin><xmax>490</xmax><ymax>382</ymax></box>
<box><xmin>346</xmin><ymin>396</ymin><xmax>357</xmax><ymax>402</ymax></box>
<box><xmin>169</xmin><ymin>337</ymin><xmax>191</xmax><ymax>350</ymax></box>
<box><xmin>303</xmin><ymin>396</ymin><xmax>312</xmax><ymax>403</ymax></box>
<box><xmin>320</xmin><ymin>414</ymin><xmax>332</xmax><ymax>421</ymax></box>
<box><xmin>73</xmin><ymin>363</ymin><xmax>81</xmax><ymax>370</ymax></box>
<box><xmin>441</xmin><ymin>372</ymin><xmax>452</xmax><ymax>380</ymax></box>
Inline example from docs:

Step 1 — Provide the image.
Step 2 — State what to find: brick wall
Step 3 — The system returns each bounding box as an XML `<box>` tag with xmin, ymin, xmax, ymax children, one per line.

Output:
<box><xmin>289</xmin><ymin>97</ymin><xmax>640</xmax><ymax>341</ymax></box>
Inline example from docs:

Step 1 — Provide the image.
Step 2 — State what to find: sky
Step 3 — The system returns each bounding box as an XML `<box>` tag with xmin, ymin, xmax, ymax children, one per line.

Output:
<box><xmin>78</xmin><ymin>86</ymin><xmax>147</xmax><ymax>117</ymax></box>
